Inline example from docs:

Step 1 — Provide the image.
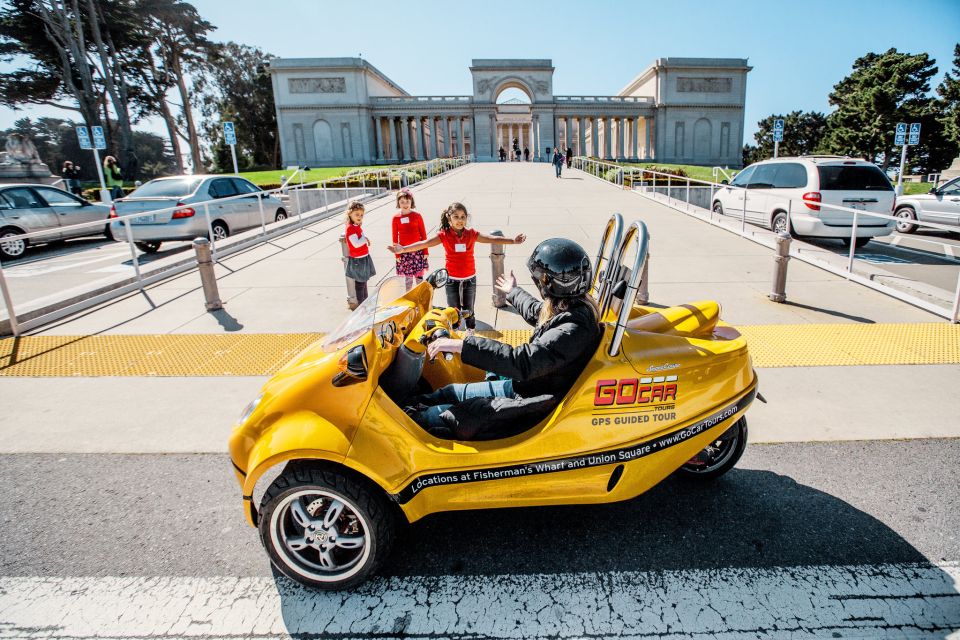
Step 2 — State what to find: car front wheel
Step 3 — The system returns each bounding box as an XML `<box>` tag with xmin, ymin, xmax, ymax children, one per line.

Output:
<box><xmin>895</xmin><ymin>207</ymin><xmax>918</xmax><ymax>234</ymax></box>
<box><xmin>841</xmin><ymin>237</ymin><xmax>871</xmax><ymax>249</ymax></box>
<box><xmin>0</xmin><ymin>228</ymin><xmax>27</xmax><ymax>260</ymax></box>
<box><xmin>712</xmin><ymin>202</ymin><xmax>724</xmax><ymax>216</ymax></box>
<box><xmin>275</xmin><ymin>208</ymin><xmax>287</xmax><ymax>223</ymax></box>
<box><xmin>259</xmin><ymin>466</ymin><xmax>396</xmax><ymax>590</ymax></box>
<box><xmin>135</xmin><ymin>241</ymin><xmax>161</xmax><ymax>254</ymax></box>
<box><xmin>211</xmin><ymin>221</ymin><xmax>229</xmax><ymax>242</ymax></box>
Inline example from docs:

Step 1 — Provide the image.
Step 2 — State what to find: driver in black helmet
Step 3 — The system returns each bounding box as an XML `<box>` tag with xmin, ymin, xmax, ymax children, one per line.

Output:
<box><xmin>408</xmin><ymin>238</ymin><xmax>603</xmax><ymax>440</ymax></box>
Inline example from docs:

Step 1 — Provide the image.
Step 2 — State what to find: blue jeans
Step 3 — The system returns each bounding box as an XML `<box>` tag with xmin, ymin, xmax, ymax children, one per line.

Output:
<box><xmin>415</xmin><ymin>379</ymin><xmax>515</xmax><ymax>431</ymax></box>
<box><xmin>555</xmin><ymin>163</ymin><xmax>562</xmax><ymax>177</ymax></box>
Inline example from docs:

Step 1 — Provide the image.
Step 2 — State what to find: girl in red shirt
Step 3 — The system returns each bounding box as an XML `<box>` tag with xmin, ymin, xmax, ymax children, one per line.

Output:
<box><xmin>391</xmin><ymin>188</ymin><xmax>428</xmax><ymax>289</ymax></box>
<box><xmin>344</xmin><ymin>200</ymin><xmax>376</xmax><ymax>304</ymax></box>
<box><xmin>390</xmin><ymin>202</ymin><xmax>525</xmax><ymax>334</ymax></box>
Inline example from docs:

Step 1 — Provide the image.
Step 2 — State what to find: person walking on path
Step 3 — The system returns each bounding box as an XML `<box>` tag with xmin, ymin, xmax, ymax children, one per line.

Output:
<box><xmin>61</xmin><ymin>161</ymin><xmax>82</xmax><ymax>196</ymax></box>
<box><xmin>391</xmin><ymin>188</ymin><xmax>429</xmax><ymax>289</ymax></box>
<box><xmin>552</xmin><ymin>148</ymin><xmax>564</xmax><ymax>178</ymax></box>
<box><xmin>344</xmin><ymin>200</ymin><xmax>376</xmax><ymax>304</ymax></box>
<box><xmin>103</xmin><ymin>156</ymin><xmax>124</xmax><ymax>200</ymax></box>
<box><xmin>566</xmin><ymin>147</ymin><xmax>573</xmax><ymax>169</ymax></box>
<box><xmin>523</xmin><ymin>147</ymin><xmax>530</xmax><ymax>161</ymax></box>
<box><xmin>390</xmin><ymin>202</ymin><xmax>526</xmax><ymax>335</ymax></box>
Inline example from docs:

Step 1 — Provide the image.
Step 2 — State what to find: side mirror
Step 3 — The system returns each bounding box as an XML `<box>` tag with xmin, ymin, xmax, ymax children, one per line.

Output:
<box><xmin>928</xmin><ymin>187</ymin><xmax>938</xmax><ymax>194</ymax></box>
<box><xmin>427</xmin><ymin>269</ymin><xmax>449</xmax><ymax>289</ymax></box>
<box><xmin>721</xmin><ymin>179</ymin><xmax>729</xmax><ymax>185</ymax></box>
<box><xmin>333</xmin><ymin>345</ymin><xmax>367</xmax><ymax>386</ymax></box>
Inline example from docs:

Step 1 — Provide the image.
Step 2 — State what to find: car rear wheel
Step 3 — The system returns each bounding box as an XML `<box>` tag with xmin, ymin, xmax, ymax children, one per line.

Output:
<box><xmin>841</xmin><ymin>237</ymin><xmax>871</xmax><ymax>248</ymax></box>
<box><xmin>895</xmin><ymin>207</ymin><xmax>918</xmax><ymax>234</ymax></box>
<box><xmin>135</xmin><ymin>241</ymin><xmax>161</xmax><ymax>254</ymax></box>
<box><xmin>0</xmin><ymin>228</ymin><xmax>27</xmax><ymax>260</ymax></box>
<box><xmin>259</xmin><ymin>466</ymin><xmax>396</xmax><ymax>590</ymax></box>
<box><xmin>678</xmin><ymin>417</ymin><xmax>747</xmax><ymax>481</ymax></box>
<box><xmin>712</xmin><ymin>202</ymin><xmax>724</xmax><ymax>216</ymax></box>
<box><xmin>211</xmin><ymin>221</ymin><xmax>229</xmax><ymax>242</ymax></box>
<box><xmin>771</xmin><ymin>211</ymin><xmax>789</xmax><ymax>235</ymax></box>
<box><xmin>275</xmin><ymin>208</ymin><xmax>287</xmax><ymax>223</ymax></box>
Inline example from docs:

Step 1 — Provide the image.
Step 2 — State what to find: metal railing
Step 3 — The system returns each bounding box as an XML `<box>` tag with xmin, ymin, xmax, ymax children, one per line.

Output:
<box><xmin>571</xmin><ymin>156</ymin><xmax>960</xmax><ymax>323</ymax></box>
<box><xmin>0</xmin><ymin>155</ymin><xmax>472</xmax><ymax>335</ymax></box>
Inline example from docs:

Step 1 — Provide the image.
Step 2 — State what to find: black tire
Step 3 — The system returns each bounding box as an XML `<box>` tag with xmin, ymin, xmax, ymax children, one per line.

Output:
<box><xmin>135</xmin><ymin>241</ymin><xmax>161</xmax><ymax>254</ymax></box>
<box><xmin>841</xmin><ymin>237</ymin><xmax>871</xmax><ymax>249</ymax></box>
<box><xmin>258</xmin><ymin>465</ymin><xmax>396</xmax><ymax>590</ymax></box>
<box><xmin>0</xmin><ymin>227</ymin><xmax>28</xmax><ymax>260</ymax></box>
<box><xmin>712</xmin><ymin>201</ymin><xmax>724</xmax><ymax>216</ymax></box>
<box><xmin>894</xmin><ymin>206</ymin><xmax>918</xmax><ymax>234</ymax></box>
<box><xmin>771</xmin><ymin>211</ymin><xmax>789</xmax><ymax>235</ymax></box>
<box><xmin>104</xmin><ymin>224</ymin><xmax>114</xmax><ymax>241</ymax></box>
<box><xmin>678</xmin><ymin>417</ymin><xmax>748</xmax><ymax>481</ymax></box>
<box><xmin>211</xmin><ymin>220</ymin><xmax>229</xmax><ymax>242</ymax></box>
<box><xmin>275</xmin><ymin>208</ymin><xmax>288</xmax><ymax>223</ymax></box>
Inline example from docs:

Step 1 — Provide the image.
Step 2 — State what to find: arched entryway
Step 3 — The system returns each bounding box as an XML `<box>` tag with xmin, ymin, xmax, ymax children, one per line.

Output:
<box><xmin>494</xmin><ymin>82</ymin><xmax>534</xmax><ymax>161</ymax></box>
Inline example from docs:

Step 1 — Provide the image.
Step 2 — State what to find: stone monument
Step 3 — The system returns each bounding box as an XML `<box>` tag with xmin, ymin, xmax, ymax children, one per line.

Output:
<box><xmin>0</xmin><ymin>133</ymin><xmax>56</xmax><ymax>184</ymax></box>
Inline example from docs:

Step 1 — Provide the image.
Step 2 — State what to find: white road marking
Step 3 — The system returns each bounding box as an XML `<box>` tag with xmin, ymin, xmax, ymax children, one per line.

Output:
<box><xmin>0</xmin><ymin>563</ymin><xmax>957</xmax><ymax>638</ymax></box>
<box><xmin>4</xmin><ymin>248</ymin><xmax>132</xmax><ymax>277</ymax></box>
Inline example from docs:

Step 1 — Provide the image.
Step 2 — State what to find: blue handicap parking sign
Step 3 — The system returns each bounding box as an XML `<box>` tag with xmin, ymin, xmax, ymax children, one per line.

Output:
<box><xmin>223</xmin><ymin>121</ymin><xmax>237</xmax><ymax>145</ymax></box>
<box><xmin>91</xmin><ymin>126</ymin><xmax>107</xmax><ymax>150</ymax></box>
<box><xmin>76</xmin><ymin>126</ymin><xmax>92</xmax><ymax>150</ymax></box>
<box><xmin>908</xmin><ymin>122</ymin><xmax>921</xmax><ymax>145</ymax></box>
<box><xmin>895</xmin><ymin>122</ymin><xmax>907</xmax><ymax>145</ymax></box>
<box><xmin>773</xmin><ymin>119</ymin><xmax>784</xmax><ymax>142</ymax></box>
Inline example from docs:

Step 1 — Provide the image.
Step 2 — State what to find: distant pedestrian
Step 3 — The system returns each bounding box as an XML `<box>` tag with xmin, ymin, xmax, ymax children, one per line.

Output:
<box><xmin>344</xmin><ymin>200</ymin><xmax>376</xmax><ymax>304</ymax></box>
<box><xmin>523</xmin><ymin>147</ymin><xmax>529</xmax><ymax>161</ymax></box>
<box><xmin>552</xmin><ymin>148</ymin><xmax>564</xmax><ymax>178</ymax></box>
<box><xmin>103</xmin><ymin>155</ymin><xmax>123</xmax><ymax>200</ymax></box>
<box><xmin>61</xmin><ymin>161</ymin><xmax>82</xmax><ymax>196</ymax></box>
<box><xmin>566</xmin><ymin>147</ymin><xmax>573</xmax><ymax>169</ymax></box>
<box><xmin>499</xmin><ymin>146</ymin><xmax>506</xmax><ymax>162</ymax></box>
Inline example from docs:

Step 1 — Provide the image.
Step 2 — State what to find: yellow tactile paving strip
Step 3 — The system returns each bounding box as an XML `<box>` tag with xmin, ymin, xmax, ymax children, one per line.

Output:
<box><xmin>0</xmin><ymin>324</ymin><xmax>957</xmax><ymax>377</ymax></box>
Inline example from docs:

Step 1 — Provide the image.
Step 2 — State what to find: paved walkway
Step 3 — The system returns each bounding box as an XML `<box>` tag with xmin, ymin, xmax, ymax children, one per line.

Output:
<box><xmin>1</xmin><ymin>162</ymin><xmax>957</xmax><ymax>452</ymax></box>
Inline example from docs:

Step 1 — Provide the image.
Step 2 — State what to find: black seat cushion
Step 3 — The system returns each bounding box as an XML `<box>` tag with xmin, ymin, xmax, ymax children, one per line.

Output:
<box><xmin>429</xmin><ymin>394</ymin><xmax>557</xmax><ymax>441</ymax></box>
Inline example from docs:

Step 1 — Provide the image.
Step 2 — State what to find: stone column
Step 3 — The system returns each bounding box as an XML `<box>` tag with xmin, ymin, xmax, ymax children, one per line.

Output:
<box><xmin>404</xmin><ymin>117</ymin><xmax>414</xmax><ymax>161</ymax></box>
<box><xmin>578</xmin><ymin>117</ymin><xmax>586</xmax><ymax>158</ymax></box>
<box><xmin>441</xmin><ymin>117</ymin><xmax>450</xmax><ymax>157</ymax></box>
<box><xmin>389</xmin><ymin>117</ymin><xmax>400</xmax><ymax>161</ymax></box>
<box><xmin>456</xmin><ymin>117</ymin><xmax>464</xmax><ymax>156</ymax></box>
<box><xmin>646</xmin><ymin>117</ymin><xmax>654</xmax><ymax>160</ymax></box>
<box><xmin>591</xmin><ymin>117</ymin><xmax>599</xmax><ymax>157</ymax></box>
<box><xmin>603</xmin><ymin>117</ymin><xmax>612</xmax><ymax>160</ymax></box>
<box><xmin>415</xmin><ymin>116</ymin><xmax>425</xmax><ymax>160</ymax></box>
<box><xmin>373</xmin><ymin>117</ymin><xmax>385</xmax><ymax>162</ymax></box>
<box><xmin>533</xmin><ymin>115</ymin><xmax>541</xmax><ymax>160</ymax></box>
<box><xmin>617</xmin><ymin>117</ymin><xmax>626</xmax><ymax>161</ymax></box>
<box><xmin>632</xmin><ymin>117</ymin><xmax>640</xmax><ymax>160</ymax></box>
<box><xmin>490</xmin><ymin>115</ymin><xmax>496</xmax><ymax>158</ymax></box>
<box><xmin>528</xmin><ymin>123</ymin><xmax>534</xmax><ymax>158</ymax></box>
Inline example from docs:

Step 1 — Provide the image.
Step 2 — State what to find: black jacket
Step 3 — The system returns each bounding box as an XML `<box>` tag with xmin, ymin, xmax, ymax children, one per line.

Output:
<box><xmin>462</xmin><ymin>287</ymin><xmax>601</xmax><ymax>398</ymax></box>
<box><xmin>436</xmin><ymin>287</ymin><xmax>601</xmax><ymax>440</ymax></box>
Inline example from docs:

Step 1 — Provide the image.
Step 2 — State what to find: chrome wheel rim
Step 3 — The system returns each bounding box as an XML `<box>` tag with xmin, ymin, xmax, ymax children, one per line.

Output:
<box><xmin>0</xmin><ymin>233</ymin><xmax>25</xmax><ymax>258</ymax></box>
<box><xmin>683</xmin><ymin>423</ymin><xmax>740</xmax><ymax>474</ymax></box>
<box><xmin>275</xmin><ymin>211</ymin><xmax>287</xmax><ymax>221</ymax></box>
<box><xmin>773</xmin><ymin>215</ymin><xmax>787</xmax><ymax>234</ymax></box>
<box><xmin>212</xmin><ymin>225</ymin><xmax>228</xmax><ymax>241</ymax></box>
<box><xmin>713</xmin><ymin>204</ymin><xmax>723</xmax><ymax>215</ymax></box>
<box><xmin>269</xmin><ymin>489</ymin><xmax>370</xmax><ymax>582</ymax></box>
<box><xmin>895</xmin><ymin>210</ymin><xmax>913</xmax><ymax>232</ymax></box>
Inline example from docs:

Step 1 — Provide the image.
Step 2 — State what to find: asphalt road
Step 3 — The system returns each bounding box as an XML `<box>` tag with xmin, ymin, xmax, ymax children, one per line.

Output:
<box><xmin>1</xmin><ymin>439</ymin><xmax>956</xmax><ymax>579</ymax></box>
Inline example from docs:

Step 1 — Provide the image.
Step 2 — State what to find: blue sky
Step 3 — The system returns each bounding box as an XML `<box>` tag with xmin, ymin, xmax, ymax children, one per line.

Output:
<box><xmin>2</xmin><ymin>0</ymin><xmax>958</xmax><ymax>143</ymax></box>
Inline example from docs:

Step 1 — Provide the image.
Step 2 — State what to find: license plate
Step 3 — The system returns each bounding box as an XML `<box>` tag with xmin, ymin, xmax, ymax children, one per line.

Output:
<box><xmin>132</xmin><ymin>214</ymin><xmax>156</xmax><ymax>224</ymax></box>
<box><xmin>849</xmin><ymin>203</ymin><xmax>865</xmax><ymax>210</ymax></box>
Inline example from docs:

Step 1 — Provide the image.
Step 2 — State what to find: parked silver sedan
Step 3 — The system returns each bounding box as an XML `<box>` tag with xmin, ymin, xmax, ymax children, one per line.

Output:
<box><xmin>894</xmin><ymin>176</ymin><xmax>960</xmax><ymax>233</ymax></box>
<box><xmin>0</xmin><ymin>183</ymin><xmax>112</xmax><ymax>260</ymax></box>
<box><xmin>109</xmin><ymin>175</ymin><xmax>287</xmax><ymax>253</ymax></box>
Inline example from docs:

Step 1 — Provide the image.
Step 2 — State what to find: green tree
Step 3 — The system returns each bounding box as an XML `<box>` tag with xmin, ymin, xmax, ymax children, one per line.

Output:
<box><xmin>743</xmin><ymin>110</ymin><xmax>827</xmax><ymax>165</ymax></box>
<box><xmin>192</xmin><ymin>42</ymin><xmax>279</xmax><ymax>171</ymax></box>
<box><xmin>820</xmin><ymin>48</ymin><xmax>938</xmax><ymax>170</ymax></box>
<box><xmin>937</xmin><ymin>44</ymin><xmax>960</xmax><ymax>160</ymax></box>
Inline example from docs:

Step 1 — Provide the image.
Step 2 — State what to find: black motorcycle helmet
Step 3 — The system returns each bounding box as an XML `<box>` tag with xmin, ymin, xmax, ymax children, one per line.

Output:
<box><xmin>526</xmin><ymin>238</ymin><xmax>593</xmax><ymax>298</ymax></box>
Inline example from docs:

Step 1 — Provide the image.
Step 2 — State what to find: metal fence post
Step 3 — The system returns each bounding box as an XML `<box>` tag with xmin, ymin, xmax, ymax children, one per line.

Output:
<box><xmin>952</xmin><ymin>271</ymin><xmax>960</xmax><ymax>324</ymax></box>
<box><xmin>769</xmin><ymin>232</ymin><xmax>792</xmax><ymax>303</ymax></box>
<box><xmin>847</xmin><ymin>210</ymin><xmax>860</xmax><ymax>272</ymax></box>
<box><xmin>257</xmin><ymin>192</ymin><xmax>267</xmax><ymax>236</ymax></box>
<box><xmin>122</xmin><ymin>218</ymin><xmax>143</xmax><ymax>288</ymax></box>
<box><xmin>489</xmin><ymin>230</ymin><xmax>507</xmax><ymax>308</ymax></box>
<box><xmin>741</xmin><ymin>189</ymin><xmax>747</xmax><ymax>233</ymax></box>
<box><xmin>667</xmin><ymin>175</ymin><xmax>672</xmax><ymax>201</ymax></box>
<box><xmin>685</xmin><ymin>178</ymin><xmax>691</xmax><ymax>210</ymax></box>
<box><xmin>193</xmin><ymin>237</ymin><xmax>222</xmax><ymax>311</ymax></box>
<box><xmin>0</xmin><ymin>265</ymin><xmax>19</xmax><ymax>336</ymax></box>
<box><xmin>322</xmin><ymin>182</ymin><xmax>329</xmax><ymax>212</ymax></box>
<box><xmin>340</xmin><ymin>233</ymin><xmax>358</xmax><ymax>309</ymax></box>
<box><xmin>203</xmin><ymin>203</ymin><xmax>216</xmax><ymax>260</ymax></box>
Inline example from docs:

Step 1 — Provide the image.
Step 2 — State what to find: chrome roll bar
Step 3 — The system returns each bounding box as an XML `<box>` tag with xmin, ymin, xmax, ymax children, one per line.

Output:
<box><xmin>591</xmin><ymin>213</ymin><xmax>624</xmax><ymax>314</ymax></box>
<box><xmin>608</xmin><ymin>220</ymin><xmax>650</xmax><ymax>357</ymax></box>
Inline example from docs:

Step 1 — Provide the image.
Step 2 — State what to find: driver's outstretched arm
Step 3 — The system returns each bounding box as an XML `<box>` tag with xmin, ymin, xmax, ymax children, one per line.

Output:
<box><xmin>507</xmin><ymin>287</ymin><xmax>541</xmax><ymax>327</ymax></box>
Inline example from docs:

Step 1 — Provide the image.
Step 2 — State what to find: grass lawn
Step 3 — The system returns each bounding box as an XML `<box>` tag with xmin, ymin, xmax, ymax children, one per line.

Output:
<box><xmin>618</xmin><ymin>163</ymin><xmax>728</xmax><ymax>183</ymax></box>
<box><xmin>237</xmin><ymin>165</ymin><xmax>386</xmax><ymax>186</ymax></box>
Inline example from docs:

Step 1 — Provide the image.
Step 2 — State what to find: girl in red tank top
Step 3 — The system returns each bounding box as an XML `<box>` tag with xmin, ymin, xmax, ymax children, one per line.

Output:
<box><xmin>390</xmin><ymin>202</ymin><xmax>526</xmax><ymax>333</ymax></box>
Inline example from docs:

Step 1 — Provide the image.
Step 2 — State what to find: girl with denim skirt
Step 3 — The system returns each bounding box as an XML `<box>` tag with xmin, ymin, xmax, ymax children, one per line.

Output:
<box><xmin>344</xmin><ymin>200</ymin><xmax>376</xmax><ymax>304</ymax></box>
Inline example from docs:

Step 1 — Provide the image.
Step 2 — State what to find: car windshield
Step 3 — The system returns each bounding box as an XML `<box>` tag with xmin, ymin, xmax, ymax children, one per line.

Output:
<box><xmin>320</xmin><ymin>277</ymin><xmax>412</xmax><ymax>352</ymax></box>
<box><xmin>129</xmin><ymin>177</ymin><xmax>203</xmax><ymax>198</ymax></box>
<box><xmin>818</xmin><ymin>165</ymin><xmax>893</xmax><ymax>191</ymax></box>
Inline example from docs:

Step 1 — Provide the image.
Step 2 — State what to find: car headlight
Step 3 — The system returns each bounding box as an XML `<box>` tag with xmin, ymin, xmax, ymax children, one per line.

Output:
<box><xmin>238</xmin><ymin>393</ymin><xmax>263</xmax><ymax>425</ymax></box>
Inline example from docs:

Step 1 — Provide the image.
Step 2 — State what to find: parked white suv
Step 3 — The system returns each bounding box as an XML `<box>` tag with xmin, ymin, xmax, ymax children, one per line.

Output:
<box><xmin>893</xmin><ymin>176</ymin><xmax>960</xmax><ymax>233</ymax></box>
<box><xmin>712</xmin><ymin>156</ymin><xmax>896</xmax><ymax>247</ymax></box>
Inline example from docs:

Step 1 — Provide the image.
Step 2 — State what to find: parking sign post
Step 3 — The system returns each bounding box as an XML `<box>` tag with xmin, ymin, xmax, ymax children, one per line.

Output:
<box><xmin>223</xmin><ymin>122</ymin><xmax>239</xmax><ymax>175</ymax></box>
<box><xmin>81</xmin><ymin>125</ymin><xmax>111</xmax><ymax>203</ymax></box>
<box><xmin>894</xmin><ymin>123</ymin><xmax>920</xmax><ymax>196</ymax></box>
<box><xmin>773</xmin><ymin>119</ymin><xmax>784</xmax><ymax>159</ymax></box>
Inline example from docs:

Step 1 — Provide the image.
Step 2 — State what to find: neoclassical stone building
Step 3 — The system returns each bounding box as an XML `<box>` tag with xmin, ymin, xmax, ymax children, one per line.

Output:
<box><xmin>268</xmin><ymin>57</ymin><xmax>751</xmax><ymax>167</ymax></box>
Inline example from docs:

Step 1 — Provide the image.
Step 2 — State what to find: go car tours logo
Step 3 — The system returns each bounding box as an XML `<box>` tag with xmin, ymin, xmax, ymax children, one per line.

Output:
<box><xmin>594</xmin><ymin>375</ymin><xmax>679</xmax><ymax>407</ymax></box>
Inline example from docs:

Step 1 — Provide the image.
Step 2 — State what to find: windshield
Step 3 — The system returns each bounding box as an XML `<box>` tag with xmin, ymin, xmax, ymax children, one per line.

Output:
<box><xmin>321</xmin><ymin>277</ymin><xmax>413</xmax><ymax>352</ymax></box>
<box><xmin>130</xmin><ymin>177</ymin><xmax>203</xmax><ymax>198</ymax></box>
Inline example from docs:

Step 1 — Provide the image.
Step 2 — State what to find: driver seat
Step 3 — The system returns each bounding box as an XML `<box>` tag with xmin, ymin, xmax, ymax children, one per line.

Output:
<box><xmin>626</xmin><ymin>300</ymin><xmax>721</xmax><ymax>338</ymax></box>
